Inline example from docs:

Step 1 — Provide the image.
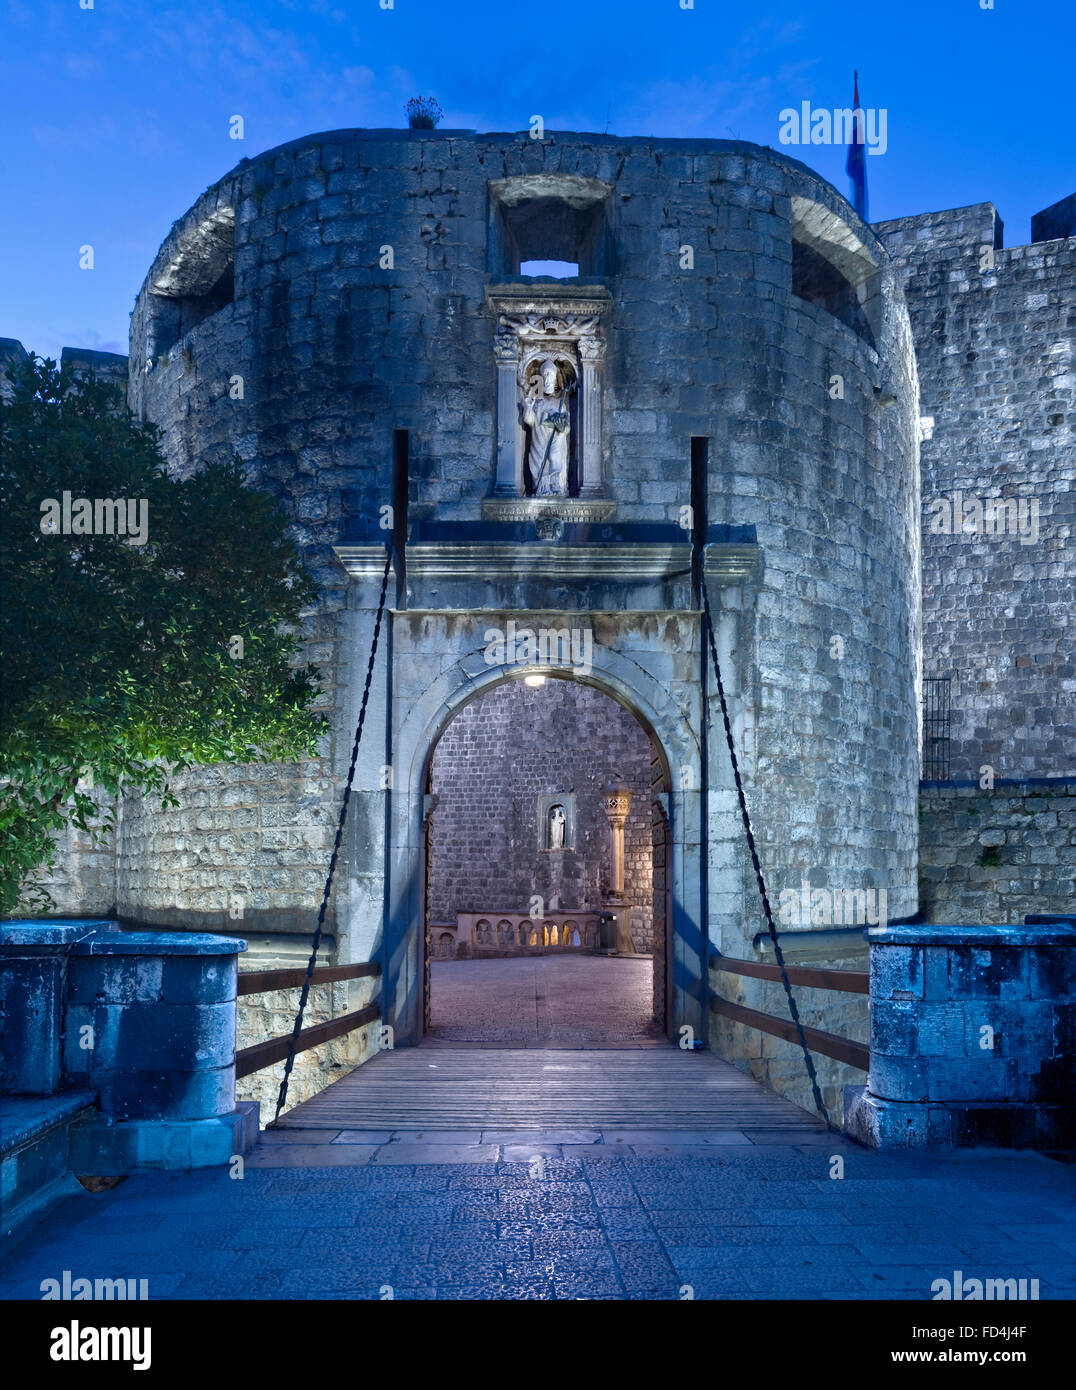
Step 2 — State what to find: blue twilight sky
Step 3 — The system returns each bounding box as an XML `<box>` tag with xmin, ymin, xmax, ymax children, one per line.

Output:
<box><xmin>1</xmin><ymin>0</ymin><xmax>1073</xmax><ymax>361</ymax></box>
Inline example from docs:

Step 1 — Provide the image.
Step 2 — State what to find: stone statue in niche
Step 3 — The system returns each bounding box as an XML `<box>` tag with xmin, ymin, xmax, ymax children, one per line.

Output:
<box><xmin>522</xmin><ymin>356</ymin><xmax>575</xmax><ymax>496</ymax></box>
<box><xmin>548</xmin><ymin>804</ymin><xmax>566</xmax><ymax>849</ymax></box>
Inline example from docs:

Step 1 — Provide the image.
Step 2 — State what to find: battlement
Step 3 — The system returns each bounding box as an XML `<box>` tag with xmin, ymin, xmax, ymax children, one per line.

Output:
<box><xmin>872</xmin><ymin>201</ymin><xmax>1004</xmax><ymax>259</ymax></box>
<box><xmin>1032</xmin><ymin>192</ymin><xmax>1076</xmax><ymax>243</ymax></box>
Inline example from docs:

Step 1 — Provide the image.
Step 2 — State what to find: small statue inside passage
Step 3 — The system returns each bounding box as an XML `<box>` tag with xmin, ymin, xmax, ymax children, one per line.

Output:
<box><xmin>549</xmin><ymin>804</ymin><xmax>566</xmax><ymax>849</ymax></box>
<box><xmin>523</xmin><ymin>358</ymin><xmax>572</xmax><ymax>496</ymax></box>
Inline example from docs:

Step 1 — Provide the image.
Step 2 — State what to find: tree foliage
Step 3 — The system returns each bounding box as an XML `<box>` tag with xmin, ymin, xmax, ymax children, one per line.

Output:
<box><xmin>0</xmin><ymin>357</ymin><xmax>326</xmax><ymax>915</ymax></box>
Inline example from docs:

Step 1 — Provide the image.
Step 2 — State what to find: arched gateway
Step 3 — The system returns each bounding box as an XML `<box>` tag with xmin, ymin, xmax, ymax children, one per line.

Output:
<box><xmin>328</xmin><ymin>551</ymin><xmax>712</xmax><ymax>1050</ymax></box>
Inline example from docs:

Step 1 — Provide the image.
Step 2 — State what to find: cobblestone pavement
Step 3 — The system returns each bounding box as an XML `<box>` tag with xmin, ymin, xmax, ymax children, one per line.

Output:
<box><xmin>3</xmin><ymin>1136</ymin><xmax>1073</xmax><ymax>1301</ymax></box>
<box><xmin>429</xmin><ymin>955</ymin><xmax>660</xmax><ymax>1044</ymax></box>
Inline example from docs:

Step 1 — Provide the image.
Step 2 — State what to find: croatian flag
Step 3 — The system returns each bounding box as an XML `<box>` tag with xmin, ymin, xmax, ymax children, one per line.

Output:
<box><xmin>846</xmin><ymin>70</ymin><xmax>867</xmax><ymax>220</ymax></box>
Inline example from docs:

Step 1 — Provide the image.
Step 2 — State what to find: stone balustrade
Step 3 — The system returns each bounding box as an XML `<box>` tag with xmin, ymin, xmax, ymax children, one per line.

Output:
<box><xmin>432</xmin><ymin>911</ymin><xmax>604</xmax><ymax>959</ymax></box>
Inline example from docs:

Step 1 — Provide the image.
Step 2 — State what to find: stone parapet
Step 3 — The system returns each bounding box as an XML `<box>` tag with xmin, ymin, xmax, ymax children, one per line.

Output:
<box><xmin>66</xmin><ymin>930</ymin><xmax>244</xmax><ymax>1122</ymax></box>
<box><xmin>0</xmin><ymin>921</ymin><xmax>256</xmax><ymax>1180</ymax></box>
<box><xmin>846</xmin><ymin>920</ymin><xmax>1075</xmax><ymax>1150</ymax></box>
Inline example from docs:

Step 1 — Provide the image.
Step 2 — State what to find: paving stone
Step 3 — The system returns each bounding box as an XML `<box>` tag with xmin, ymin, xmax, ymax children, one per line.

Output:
<box><xmin>743</xmin><ymin>1129</ymin><xmax>844</xmax><ymax>1145</ymax></box>
<box><xmin>629</xmin><ymin>1144</ymin><xmax>728</xmax><ymax>1158</ymax></box>
<box><xmin>245</xmin><ymin>1144</ymin><xmax>377</xmax><ymax>1167</ymax></box>
<box><xmin>369</xmin><ymin>1145</ymin><xmax>499</xmax><ymax>1164</ymax></box>
<box><xmin>601</xmin><ymin>1129</ymin><xmax>756</xmax><ymax>1146</ymax></box>
<box><xmin>384</xmin><ymin>1130</ymin><xmax>485</xmax><ymax>1145</ymax></box>
<box><xmin>3</xmin><ymin>1129</ymin><xmax>1075</xmax><ymax>1303</ymax></box>
<box><xmin>499</xmin><ymin>1144</ymin><xmax>566</xmax><ymax>1161</ymax></box>
<box><xmin>852</xmin><ymin>1265</ymin><xmax>940</xmax><ymax>1293</ymax></box>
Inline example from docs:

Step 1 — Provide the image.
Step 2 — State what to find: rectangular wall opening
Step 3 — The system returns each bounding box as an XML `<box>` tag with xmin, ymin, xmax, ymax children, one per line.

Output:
<box><xmin>519</xmin><ymin>260</ymin><xmax>580</xmax><ymax>278</ymax></box>
<box><xmin>488</xmin><ymin>176</ymin><xmax>614</xmax><ymax>277</ymax></box>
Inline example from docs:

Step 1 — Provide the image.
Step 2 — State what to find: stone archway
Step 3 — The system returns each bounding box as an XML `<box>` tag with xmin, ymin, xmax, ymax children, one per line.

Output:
<box><xmin>422</xmin><ymin>677</ymin><xmax>668</xmax><ymax>1044</ymax></box>
<box><xmin>379</xmin><ymin>626</ymin><xmax>706</xmax><ymax>1050</ymax></box>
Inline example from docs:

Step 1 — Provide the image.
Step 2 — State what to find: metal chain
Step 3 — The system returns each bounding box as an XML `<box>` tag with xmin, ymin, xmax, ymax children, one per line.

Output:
<box><xmin>700</xmin><ymin>579</ymin><xmax>834</xmax><ymax>1130</ymax></box>
<box><xmin>269</xmin><ymin>542</ymin><xmax>394</xmax><ymax>1126</ymax></box>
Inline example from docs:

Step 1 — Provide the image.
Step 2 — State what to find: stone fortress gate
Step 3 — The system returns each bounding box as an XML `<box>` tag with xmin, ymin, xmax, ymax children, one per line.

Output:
<box><xmin>41</xmin><ymin>129</ymin><xmax>932</xmax><ymax>1119</ymax></box>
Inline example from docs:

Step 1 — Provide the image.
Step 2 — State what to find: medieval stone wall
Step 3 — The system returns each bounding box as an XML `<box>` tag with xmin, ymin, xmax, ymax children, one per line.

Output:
<box><xmin>22</xmin><ymin>787</ymin><xmax>117</xmax><ymax>919</ymax></box>
<box><xmin>428</xmin><ymin>678</ymin><xmax>655</xmax><ymax>951</ymax></box>
<box><xmin>112</xmin><ymin>759</ymin><xmax>338</xmax><ymax>935</ymax></box>
<box><xmin>704</xmin><ymin>172</ymin><xmax>922</xmax><ymax>942</ymax></box>
<box><xmin>873</xmin><ymin>203</ymin><xmax>1075</xmax><ymax>781</ymax></box>
<box><xmin>9</xmin><ymin>128</ymin><xmax>1071</xmax><ymax>1137</ymax></box>
<box><xmin>918</xmin><ymin>779</ymin><xmax>1076</xmax><ymax>924</ymax></box>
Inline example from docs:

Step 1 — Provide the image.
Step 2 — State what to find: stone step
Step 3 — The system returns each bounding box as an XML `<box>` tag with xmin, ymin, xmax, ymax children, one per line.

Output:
<box><xmin>0</xmin><ymin>1091</ymin><xmax>96</xmax><ymax>1253</ymax></box>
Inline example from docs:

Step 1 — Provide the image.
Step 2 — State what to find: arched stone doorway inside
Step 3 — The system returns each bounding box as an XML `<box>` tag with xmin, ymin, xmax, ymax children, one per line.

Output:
<box><xmin>422</xmin><ymin>676</ymin><xmax>672</xmax><ymax>1045</ymax></box>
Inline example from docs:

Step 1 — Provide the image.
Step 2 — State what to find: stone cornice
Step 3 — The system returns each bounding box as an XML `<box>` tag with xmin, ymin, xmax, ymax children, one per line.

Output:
<box><xmin>335</xmin><ymin>542</ymin><xmax>690</xmax><ymax>582</ymax></box>
<box><xmin>484</xmin><ymin>283</ymin><xmax>613</xmax><ymax>321</ymax></box>
<box><xmin>334</xmin><ymin>540</ymin><xmax>762</xmax><ymax>587</ymax></box>
<box><xmin>703</xmin><ymin>543</ymin><xmax>762</xmax><ymax>583</ymax></box>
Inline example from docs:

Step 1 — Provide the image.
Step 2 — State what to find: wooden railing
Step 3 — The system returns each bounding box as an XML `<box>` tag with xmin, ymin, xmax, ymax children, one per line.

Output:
<box><xmin>235</xmin><ymin>961</ymin><xmax>381</xmax><ymax>1079</ymax></box>
<box><xmin>709</xmin><ymin>953</ymin><xmax>869</xmax><ymax>1071</ymax></box>
<box><xmin>237</xmin><ymin>961</ymin><xmax>380</xmax><ymax>995</ymax></box>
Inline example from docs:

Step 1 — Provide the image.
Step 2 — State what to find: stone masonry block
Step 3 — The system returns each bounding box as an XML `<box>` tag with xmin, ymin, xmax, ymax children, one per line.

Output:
<box><xmin>925</xmin><ymin>1056</ymin><xmax>1023</xmax><ymax>1104</ymax></box>
<box><xmin>871</xmin><ymin>945</ymin><xmax>924</xmax><ymax>1000</ymax></box>
<box><xmin>950</xmin><ymin>946</ymin><xmax>1029</xmax><ymax>1001</ymax></box>
<box><xmin>908</xmin><ymin>1002</ymin><xmax>968</xmax><ymax>1058</ymax></box>
<box><xmin>67</xmin><ymin>955</ymin><xmax>164</xmax><ymax>1006</ymax></box>
<box><xmin>96</xmin><ymin>1064</ymin><xmax>236</xmax><ymax>1123</ymax></box>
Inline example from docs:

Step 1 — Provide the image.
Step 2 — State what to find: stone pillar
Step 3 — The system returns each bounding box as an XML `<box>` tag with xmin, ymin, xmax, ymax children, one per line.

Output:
<box><xmin>578</xmin><ymin>335</ymin><xmax>605</xmax><ymax>496</ymax></box>
<box><xmin>66</xmin><ymin>931</ymin><xmax>242</xmax><ymax>1120</ymax></box>
<box><xmin>493</xmin><ymin>327</ymin><xmax>522</xmax><ymax>496</ymax></box>
<box><xmin>603</xmin><ymin>776</ymin><xmax>633</xmax><ymax>898</ymax></box>
<box><xmin>846</xmin><ymin>921</ymin><xmax>1076</xmax><ymax>1151</ymax></box>
<box><xmin>602</xmin><ymin>777</ymin><xmax>635</xmax><ymax>954</ymax></box>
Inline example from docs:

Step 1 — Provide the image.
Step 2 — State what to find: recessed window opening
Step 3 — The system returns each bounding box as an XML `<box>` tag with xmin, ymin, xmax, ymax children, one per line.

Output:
<box><xmin>489</xmin><ymin>175</ymin><xmax>614</xmax><ymax>277</ymax></box>
<box><xmin>520</xmin><ymin>260</ymin><xmax>580</xmax><ymax>278</ymax></box>
<box><xmin>788</xmin><ymin>196</ymin><xmax>881</xmax><ymax>350</ymax></box>
<box><xmin>148</xmin><ymin>208</ymin><xmax>236</xmax><ymax>359</ymax></box>
<box><xmin>792</xmin><ymin>240</ymin><xmax>874</xmax><ymax>343</ymax></box>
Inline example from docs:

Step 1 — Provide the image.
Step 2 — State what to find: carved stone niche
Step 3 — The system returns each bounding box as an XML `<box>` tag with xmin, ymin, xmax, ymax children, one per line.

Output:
<box><xmin>483</xmin><ymin>285</ymin><xmax>614</xmax><ymax>523</ymax></box>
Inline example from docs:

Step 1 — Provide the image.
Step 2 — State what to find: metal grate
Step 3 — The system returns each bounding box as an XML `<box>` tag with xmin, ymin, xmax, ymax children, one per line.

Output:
<box><xmin>922</xmin><ymin>677</ymin><xmax>952</xmax><ymax>780</ymax></box>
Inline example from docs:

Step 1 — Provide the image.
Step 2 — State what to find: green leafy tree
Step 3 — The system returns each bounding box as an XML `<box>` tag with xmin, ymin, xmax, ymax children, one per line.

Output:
<box><xmin>0</xmin><ymin>356</ymin><xmax>326</xmax><ymax>916</ymax></box>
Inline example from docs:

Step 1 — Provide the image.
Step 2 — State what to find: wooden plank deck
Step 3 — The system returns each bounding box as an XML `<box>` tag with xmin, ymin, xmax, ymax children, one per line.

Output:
<box><xmin>276</xmin><ymin>1046</ymin><xmax>825</xmax><ymax>1131</ymax></box>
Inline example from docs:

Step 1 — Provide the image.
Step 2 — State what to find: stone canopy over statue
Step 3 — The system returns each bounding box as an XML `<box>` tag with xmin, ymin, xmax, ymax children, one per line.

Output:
<box><xmin>522</xmin><ymin>357</ymin><xmax>575</xmax><ymax>496</ymax></box>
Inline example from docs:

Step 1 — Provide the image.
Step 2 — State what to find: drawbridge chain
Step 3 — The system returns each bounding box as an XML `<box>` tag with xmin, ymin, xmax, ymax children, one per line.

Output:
<box><xmin>269</xmin><ymin>542</ymin><xmax>394</xmax><ymax>1126</ymax></box>
<box><xmin>700</xmin><ymin>581</ymin><xmax>834</xmax><ymax>1130</ymax></box>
